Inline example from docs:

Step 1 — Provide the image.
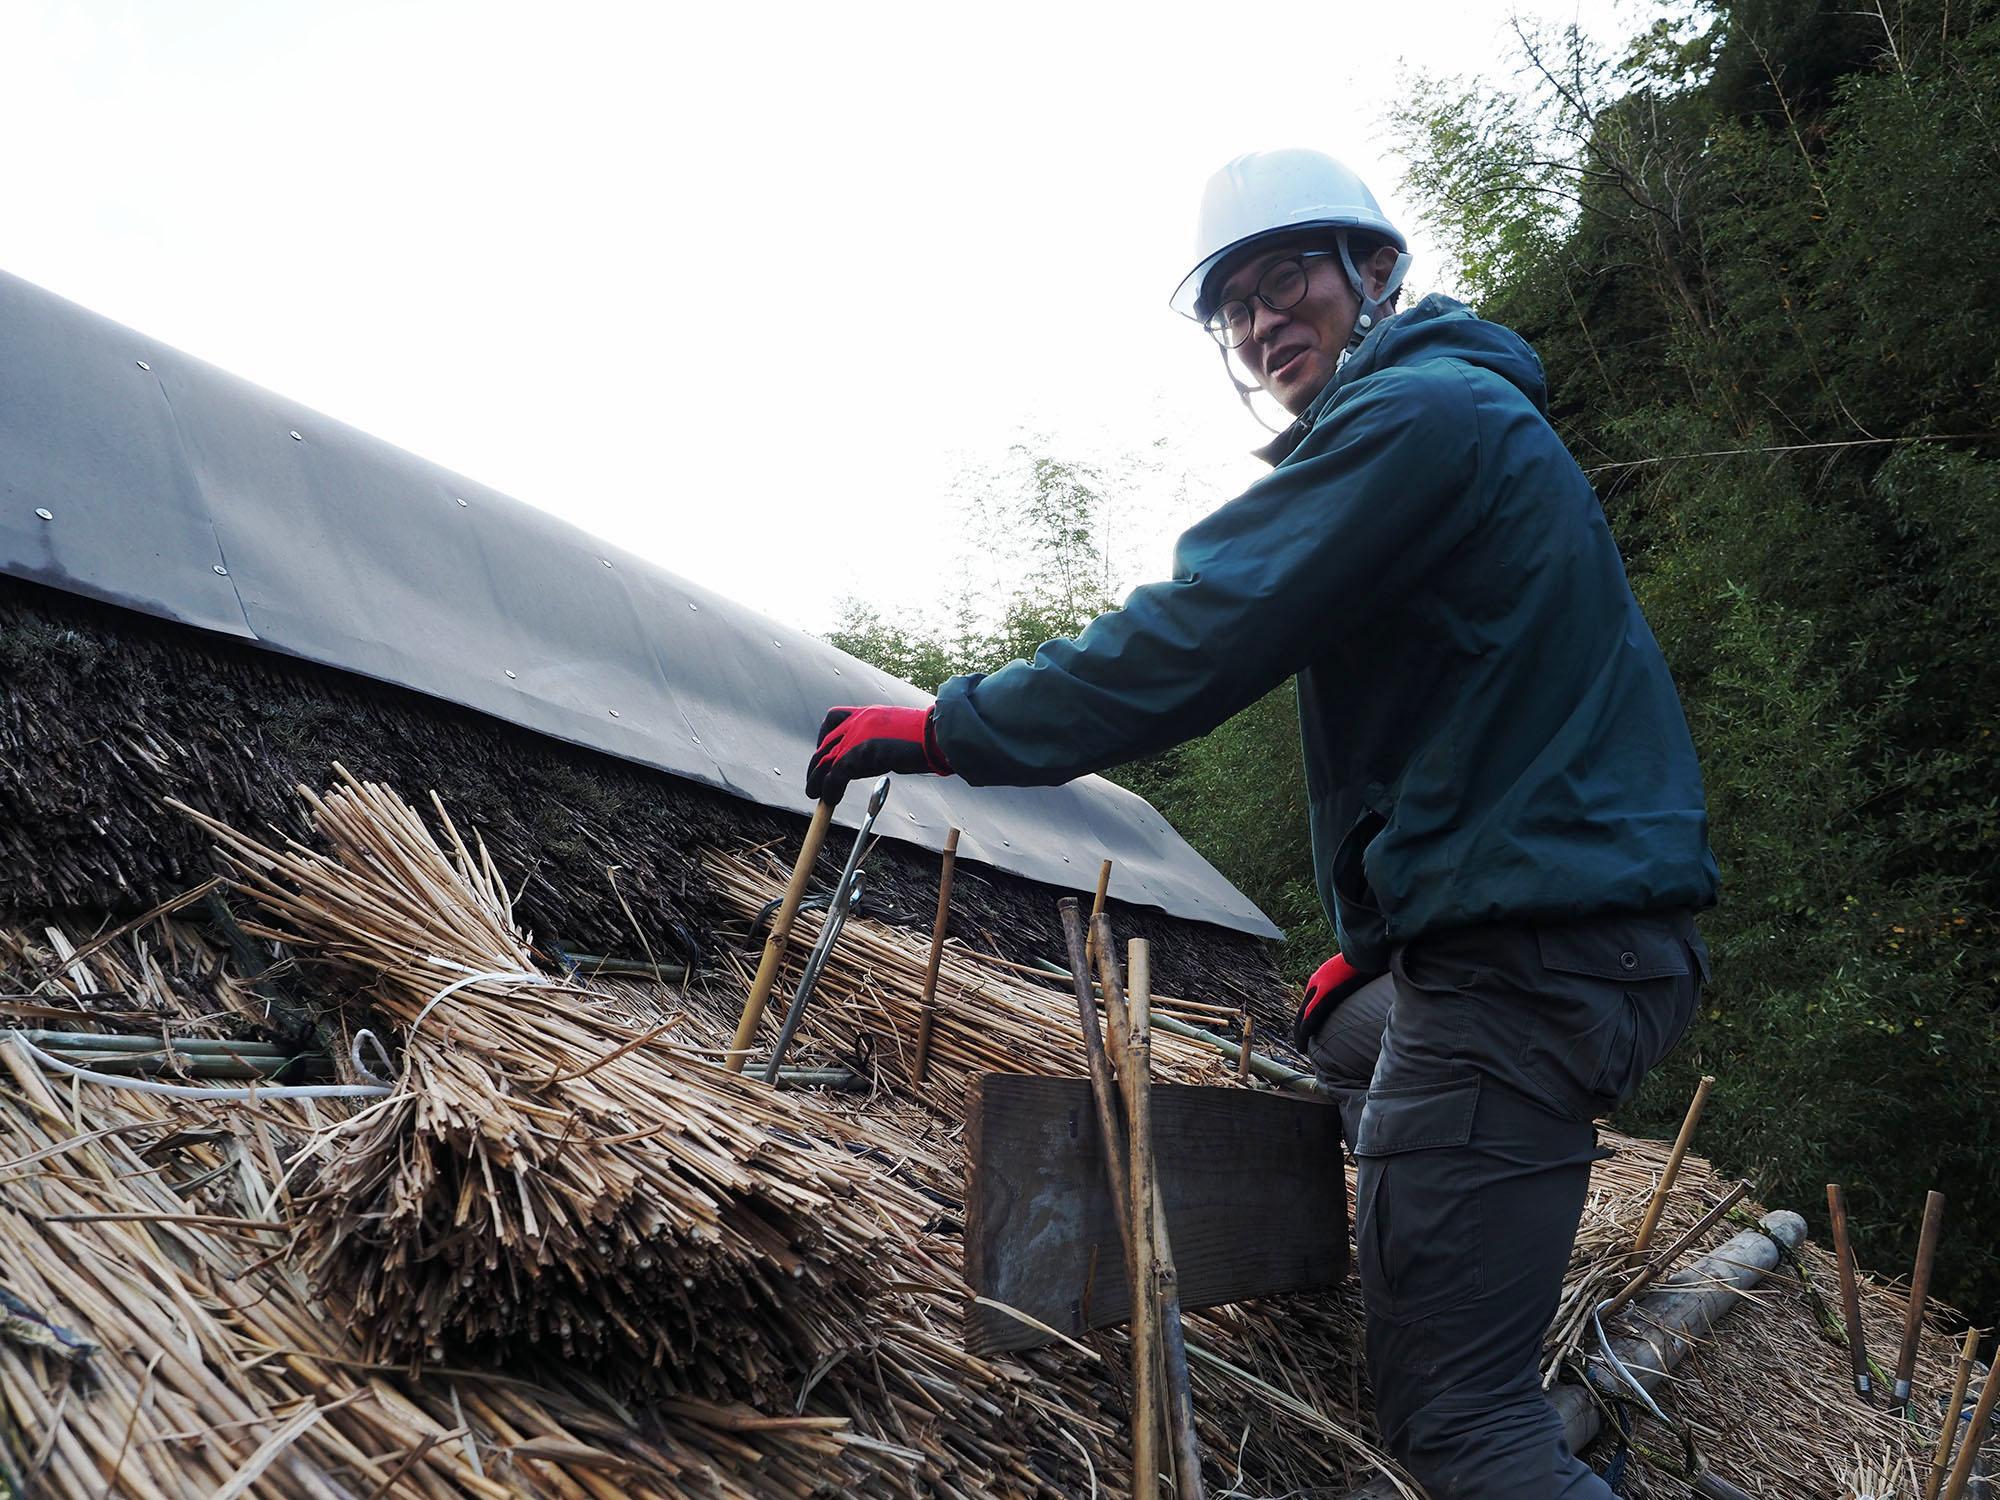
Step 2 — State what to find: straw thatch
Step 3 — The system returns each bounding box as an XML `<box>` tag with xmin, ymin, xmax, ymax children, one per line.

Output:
<box><xmin>1</xmin><ymin>774</ymin><xmax>1988</xmax><ymax>1498</ymax></box>
<box><xmin>0</xmin><ymin>576</ymin><xmax>1274</xmax><ymax>1011</ymax></box>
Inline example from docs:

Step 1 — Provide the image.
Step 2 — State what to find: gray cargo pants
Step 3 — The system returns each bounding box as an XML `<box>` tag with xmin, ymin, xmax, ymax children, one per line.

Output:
<box><xmin>1306</xmin><ymin>912</ymin><xmax>1707</xmax><ymax>1499</ymax></box>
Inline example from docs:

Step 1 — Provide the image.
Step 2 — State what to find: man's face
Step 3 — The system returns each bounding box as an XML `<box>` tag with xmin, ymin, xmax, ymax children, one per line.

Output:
<box><xmin>1211</xmin><ymin>245</ymin><xmax>1362</xmax><ymax>416</ymax></box>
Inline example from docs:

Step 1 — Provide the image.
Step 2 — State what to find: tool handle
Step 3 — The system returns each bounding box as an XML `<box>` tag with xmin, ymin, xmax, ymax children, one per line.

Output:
<box><xmin>1895</xmin><ymin>1190</ymin><xmax>1947</xmax><ymax>1401</ymax></box>
<box><xmin>1826</xmin><ymin>1183</ymin><xmax>1872</xmax><ymax>1399</ymax></box>
<box><xmin>726</xmin><ymin>800</ymin><xmax>833</xmax><ymax>1072</ymax></box>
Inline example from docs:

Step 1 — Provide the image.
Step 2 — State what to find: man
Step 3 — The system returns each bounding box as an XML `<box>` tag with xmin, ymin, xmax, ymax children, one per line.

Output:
<box><xmin>805</xmin><ymin>148</ymin><xmax>1718</xmax><ymax>1497</ymax></box>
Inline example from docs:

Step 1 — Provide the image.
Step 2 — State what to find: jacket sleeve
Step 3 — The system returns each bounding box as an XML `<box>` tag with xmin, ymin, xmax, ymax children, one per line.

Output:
<box><xmin>931</xmin><ymin>364</ymin><xmax>1483</xmax><ymax>787</ymax></box>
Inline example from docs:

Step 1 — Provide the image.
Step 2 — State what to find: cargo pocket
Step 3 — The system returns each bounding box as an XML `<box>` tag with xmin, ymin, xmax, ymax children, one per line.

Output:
<box><xmin>1530</xmin><ymin>921</ymin><xmax>1692</xmax><ymax>1118</ymax></box>
<box><xmin>1352</xmin><ymin>1075</ymin><xmax>1482</xmax><ymax>1323</ymax></box>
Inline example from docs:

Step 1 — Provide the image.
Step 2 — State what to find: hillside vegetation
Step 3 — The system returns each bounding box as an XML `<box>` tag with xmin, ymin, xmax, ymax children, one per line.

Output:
<box><xmin>828</xmin><ymin>0</ymin><xmax>2000</xmax><ymax>1317</ymax></box>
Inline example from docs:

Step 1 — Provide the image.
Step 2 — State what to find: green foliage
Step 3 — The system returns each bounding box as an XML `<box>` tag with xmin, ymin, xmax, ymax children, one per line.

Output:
<box><xmin>823</xmin><ymin>599</ymin><xmax>966</xmax><ymax>696</ymax></box>
<box><xmin>1393</xmin><ymin>0</ymin><xmax>2000</xmax><ymax>1316</ymax></box>
<box><xmin>824</xmin><ymin>441</ymin><xmax>1122</xmax><ymax>695</ymax></box>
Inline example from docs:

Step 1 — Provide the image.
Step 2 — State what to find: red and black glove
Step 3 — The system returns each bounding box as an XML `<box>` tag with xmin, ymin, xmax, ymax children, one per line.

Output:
<box><xmin>1291</xmin><ymin>952</ymin><xmax>1376</xmax><ymax>1051</ymax></box>
<box><xmin>805</xmin><ymin>705</ymin><xmax>953</xmax><ymax>805</ymax></box>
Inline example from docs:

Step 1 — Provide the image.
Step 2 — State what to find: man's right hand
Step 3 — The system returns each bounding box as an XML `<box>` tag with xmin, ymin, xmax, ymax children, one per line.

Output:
<box><xmin>805</xmin><ymin>704</ymin><xmax>953</xmax><ymax>806</ymax></box>
<box><xmin>1292</xmin><ymin>952</ymin><xmax>1376</xmax><ymax>1050</ymax></box>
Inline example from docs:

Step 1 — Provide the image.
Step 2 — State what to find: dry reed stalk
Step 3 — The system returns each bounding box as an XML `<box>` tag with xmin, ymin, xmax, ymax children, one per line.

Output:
<box><xmin>0</xmin><ymin>1035</ymin><xmax>885</xmax><ymax>1498</ymax></box>
<box><xmin>1059</xmin><ymin>898</ymin><xmax>1135</xmax><ymax>1271</ymax></box>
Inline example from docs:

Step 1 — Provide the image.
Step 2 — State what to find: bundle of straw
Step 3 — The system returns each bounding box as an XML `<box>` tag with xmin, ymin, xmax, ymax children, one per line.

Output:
<box><xmin>174</xmin><ymin>773</ymin><xmax>933</xmax><ymax>1401</ymax></box>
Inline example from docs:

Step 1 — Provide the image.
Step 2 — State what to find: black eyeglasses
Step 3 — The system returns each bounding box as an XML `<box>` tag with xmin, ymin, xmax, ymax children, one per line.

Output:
<box><xmin>1203</xmin><ymin>251</ymin><xmax>1339</xmax><ymax>348</ymax></box>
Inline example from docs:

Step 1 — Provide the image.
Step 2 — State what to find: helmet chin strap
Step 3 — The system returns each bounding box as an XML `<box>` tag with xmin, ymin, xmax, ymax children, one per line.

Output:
<box><xmin>1220</xmin><ymin>343</ymin><xmax>1291</xmax><ymax>433</ymax></box>
<box><xmin>1337</xmin><ymin>232</ymin><xmax>1413</xmax><ymax>354</ymax></box>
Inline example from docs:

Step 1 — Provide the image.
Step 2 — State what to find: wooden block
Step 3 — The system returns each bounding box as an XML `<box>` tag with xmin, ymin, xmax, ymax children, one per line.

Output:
<box><xmin>964</xmin><ymin>1072</ymin><xmax>1346</xmax><ymax>1354</ymax></box>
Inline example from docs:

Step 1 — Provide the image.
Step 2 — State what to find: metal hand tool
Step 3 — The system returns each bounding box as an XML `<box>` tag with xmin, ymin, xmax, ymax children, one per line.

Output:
<box><xmin>762</xmin><ymin>775</ymin><xmax>889</xmax><ymax>1082</ymax></box>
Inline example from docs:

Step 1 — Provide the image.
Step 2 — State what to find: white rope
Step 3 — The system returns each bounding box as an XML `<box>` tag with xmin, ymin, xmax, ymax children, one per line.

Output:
<box><xmin>349</xmin><ymin>1029</ymin><xmax>395</xmax><ymax>1084</ymax></box>
<box><xmin>6</xmin><ymin>1032</ymin><xmax>391</xmax><ymax>1101</ymax></box>
<box><xmin>1590</xmin><ymin>1297</ymin><xmax>1673</xmax><ymax>1425</ymax></box>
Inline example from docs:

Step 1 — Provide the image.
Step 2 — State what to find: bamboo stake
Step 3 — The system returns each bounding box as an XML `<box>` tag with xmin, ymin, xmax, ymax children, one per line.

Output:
<box><xmin>1057</xmin><ymin>899</ymin><xmax>1133</xmax><ymax>1274</ymax></box>
<box><xmin>1922</xmin><ymin>1327</ymin><xmax>1980</xmax><ymax>1500</ymax></box>
<box><xmin>1631</xmin><ymin>1075</ymin><xmax>1714</xmax><ymax>1253</ymax></box>
<box><xmin>1827</xmin><ymin>1183</ymin><xmax>1872</xmax><ymax>1400</ymax></box>
<box><xmin>1235</xmin><ymin>1016</ymin><xmax>1252</xmax><ymax>1085</ymax></box>
<box><xmin>911</xmin><ymin>829</ymin><xmax>960</xmax><ymax>1086</ymax></box>
<box><xmin>1084</xmin><ymin>859</ymin><xmax>1112</xmax><ymax>967</ymax></box>
<box><xmin>1122</xmin><ymin>939</ymin><xmax>1160</xmax><ymax>1500</ymax></box>
<box><xmin>1895</xmin><ymin>1191</ymin><xmax>1947</xmax><ymax>1404</ymax></box>
<box><xmin>1092</xmin><ymin>914</ymin><xmax>1131</xmax><ymax>1076</ymax></box>
<box><xmin>726</xmin><ymin>801</ymin><xmax>834</xmax><ymax>1072</ymax></box>
<box><xmin>1941</xmin><ymin>1347</ymin><xmax>2000</xmax><ymax>1500</ymax></box>
<box><xmin>1129</xmin><ymin>940</ymin><xmax>1206</xmax><ymax>1500</ymax></box>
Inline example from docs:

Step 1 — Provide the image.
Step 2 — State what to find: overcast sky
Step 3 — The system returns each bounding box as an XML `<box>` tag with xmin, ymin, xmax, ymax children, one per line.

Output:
<box><xmin>3</xmin><ymin>0</ymin><xmax>1631</xmax><ymax>633</ymax></box>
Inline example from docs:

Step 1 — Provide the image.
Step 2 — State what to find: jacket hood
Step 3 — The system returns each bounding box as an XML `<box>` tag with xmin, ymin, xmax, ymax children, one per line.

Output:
<box><xmin>1254</xmin><ymin>295</ymin><xmax>1548</xmax><ymax>464</ymax></box>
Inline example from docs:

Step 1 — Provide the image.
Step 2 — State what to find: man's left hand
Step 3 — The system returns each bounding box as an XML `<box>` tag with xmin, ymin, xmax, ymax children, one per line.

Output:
<box><xmin>1292</xmin><ymin>952</ymin><xmax>1377</xmax><ymax>1050</ymax></box>
<box><xmin>805</xmin><ymin>705</ymin><xmax>953</xmax><ymax>805</ymax></box>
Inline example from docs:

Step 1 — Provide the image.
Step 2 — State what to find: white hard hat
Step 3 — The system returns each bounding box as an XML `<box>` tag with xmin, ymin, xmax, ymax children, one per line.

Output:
<box><xmin>1170</xmin><ymin>148</ymin><xmax>1408</xmax><ymax>318</ymax></box>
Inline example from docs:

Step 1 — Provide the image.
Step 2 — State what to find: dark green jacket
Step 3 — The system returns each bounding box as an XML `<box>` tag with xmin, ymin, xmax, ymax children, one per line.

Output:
<box><xmin>932</xmin><ymin>296</ymin><xmax>1718</xmax><ymax>968</ymax></box>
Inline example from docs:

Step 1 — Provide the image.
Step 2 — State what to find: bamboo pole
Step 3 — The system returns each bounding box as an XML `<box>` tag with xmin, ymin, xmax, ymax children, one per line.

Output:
<box><xmin>726</xmin><ymin>801</ymin><xmax>833</xmax><ymax>1072</ymax></box>
<box><xmin>911</xmin><ymin>829</ymin><xmax>960</xmax><ymax>1086</ymax></box>
<box><xmin>1827</xmin><ymin>1182</ymin><xmax>1873</xmax><ymax>1400</ymax></box>
<box><xmin>1129</xmin><ymin>940</ymin><xmax>1205</xmax><ymax>1500</ymax></box>
<box><xmin>1084</xmin><ymin>859</ymin><xmax>1112</xmax><ymax>967</ymax></box>
<box><xmin>1631</xmin><ymin>1075</ymin><xmax>1714</xmax><ymax>1253</ymax></box>
<box><xmin>1941</xmin><ymin>1350</ymin><xmax>2000</xmax><ymax>1500</ymax></box>
<box><xmin>1122</xmin><ymin>939</ymin><xmax>1160</xmax><ymax>1500</ymax></box>
<box><xmin>1057</xmin><ymin>899</ymin><xmax>1133</xmax><ymax>1274</ymax></box>
<box><xmin>1896</xmin><ymin>1190</ymin><xmax>1947</xmax><ymax>1404</ymax></box>
<box><xmin>1235</xmin><ymin>1016</ymin><xmax>1252</xmax><ymax>1085</ymax></box>
<box><xmin>1150</xmin><ymin>1012</ymin><xmax>1317</xmax><ymax>1092</ymax></box>
<box><xmin>1092</xmin><ymin>914</ymin><xmax>1131</xmax><ymax>1074</ymax></box>
<box><xmin>1922</xmin><ymin>1327</ymin><xmax>1980</xmax><ymax>1500</ymax></box>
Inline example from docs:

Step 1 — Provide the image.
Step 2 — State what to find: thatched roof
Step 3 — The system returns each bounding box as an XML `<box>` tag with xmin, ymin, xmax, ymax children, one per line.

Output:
<box><xmin>0</xmin><ymin>577</ymin><xmax>1274</xmax><ymax>1013</ymax></box>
